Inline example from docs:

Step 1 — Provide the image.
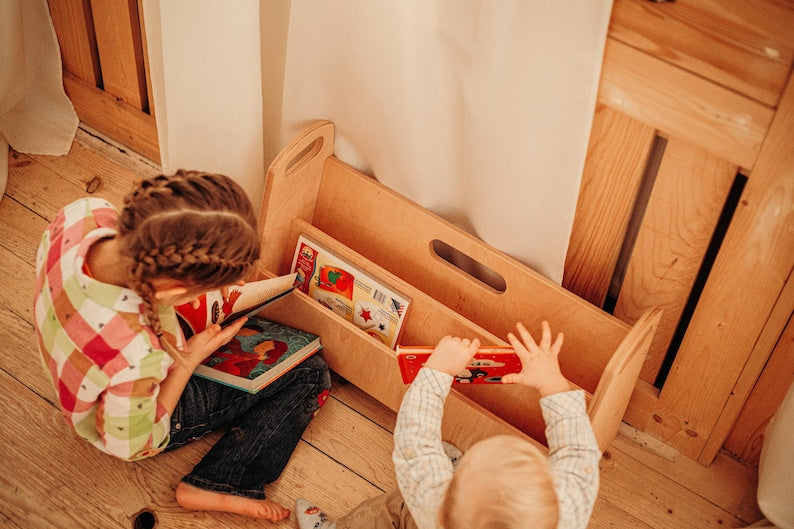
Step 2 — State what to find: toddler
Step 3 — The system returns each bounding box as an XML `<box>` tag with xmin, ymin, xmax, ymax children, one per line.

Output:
<box><xmin>296</xmin><ymin>321</ymin><xmax>600</xmax><ymax>529</ymax></box>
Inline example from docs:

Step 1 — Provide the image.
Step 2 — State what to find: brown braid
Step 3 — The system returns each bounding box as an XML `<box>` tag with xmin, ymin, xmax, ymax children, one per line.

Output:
<box><xmin>117</xmin><ymin>169</ymin><xmax>261</xmax><ymax>348</ymax></box>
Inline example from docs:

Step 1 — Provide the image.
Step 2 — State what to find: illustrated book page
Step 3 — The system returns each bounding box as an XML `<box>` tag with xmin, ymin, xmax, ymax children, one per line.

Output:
<box><xmin>175</xmin><ymin>273</ymin><xmax>297</xmax><ymax>339</ymax></box>
<box><xmin>290</xmin><ymin>234</ymin><xmax>410</xmax><ymax>349</ymax></box>
<box><xmin>193</xmin><ymin>316</ymin><xmax>322</xmax><ymax>393</ymax></box>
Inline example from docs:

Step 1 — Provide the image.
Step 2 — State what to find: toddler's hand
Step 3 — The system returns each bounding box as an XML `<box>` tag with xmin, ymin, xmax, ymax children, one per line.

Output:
<box><xmin>501</xmin><ymin>321</ymin><xmax>570</xmax><ymax>397</ymax></box>
<box><xmin>423</xmin><ymin>335</ymin><xmax>481</xmax><ymax>378</ymax></box>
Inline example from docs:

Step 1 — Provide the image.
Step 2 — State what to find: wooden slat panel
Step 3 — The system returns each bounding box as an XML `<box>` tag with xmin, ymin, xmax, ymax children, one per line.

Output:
<box><xmin>88</xmin><ymin>0</ymin><xmax>147</xmax><ymax>111</ymax></box>
<box><xmin>609</xmin><ymin>0</ymin><xmax>794</xmax><ymax>107</ymax></box>
<box><xmin>646</xmin><ymin>72</ymin><xmax>794</xmax><ymax>461</ymax></box>
<box><xmin>63</xmin><ymin>72</ymin><xmax>160</xmax><ymax>162</ymax></box>
<box><xmin>598</xmin><ymin>38</ymin><xmax>774</xmax><ymax>170</ymax></box>
<box><xmin>723</xmin><ymin>313</ymin><xmax>794</xmax><ymax>466</ymax></box>
<box><xmin>47</xmin><ymin>0</ymin><xmax>100</xmax><ymax>86</ymax></box>
<box><xmin>563</xmin><ymin>104</ymin><xmax>655</xmax><ymax>306</ymax></box>
<box><xmin>614</xmin><ymin>139</ymin><xmax>737</xmax><ymax>383</ymax></box>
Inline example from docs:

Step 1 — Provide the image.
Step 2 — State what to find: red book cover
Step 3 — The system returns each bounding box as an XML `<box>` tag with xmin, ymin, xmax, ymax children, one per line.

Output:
<box><xmin>396</xmin><ymin>345</ymin><xmax>523</xmax><ymax>384</ymax></box>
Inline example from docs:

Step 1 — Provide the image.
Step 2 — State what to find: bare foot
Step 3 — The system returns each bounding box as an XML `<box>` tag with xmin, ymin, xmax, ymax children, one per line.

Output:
<box><xmin>175</xmin><ymin>482</ymin><xmax>290</xmax><ymax>521</ymax></box>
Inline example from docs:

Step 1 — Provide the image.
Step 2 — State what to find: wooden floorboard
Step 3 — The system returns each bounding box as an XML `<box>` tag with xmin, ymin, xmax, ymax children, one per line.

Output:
<box><xmin>0</xmin><ymin>129</ymin><xmax>764</xmax><ymax>529</ymax></box>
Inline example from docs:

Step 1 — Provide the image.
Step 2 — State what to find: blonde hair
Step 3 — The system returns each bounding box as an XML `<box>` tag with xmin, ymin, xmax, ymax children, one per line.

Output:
<box><xmin>117</xmin><ymin>169</ymin><xmax>261</xmax><ymax>347</ymax></box>
<box><xmin>440</xmin><ymin>435</ymin><xmax>558</xmax><ymax>529</ymax></box>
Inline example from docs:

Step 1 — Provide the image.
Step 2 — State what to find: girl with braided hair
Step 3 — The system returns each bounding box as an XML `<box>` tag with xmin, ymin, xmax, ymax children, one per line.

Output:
<box><xmin>34</xmin><ymin>169</ymin><xmax>331</xmax><ymax>522</ymax></box>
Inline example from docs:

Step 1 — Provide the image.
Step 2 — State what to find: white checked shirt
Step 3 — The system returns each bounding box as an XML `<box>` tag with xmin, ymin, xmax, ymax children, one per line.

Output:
<box><xmin>392</xmin><ymin>368</ymin><xmax>601</xmax><ymax>529</ymax></box>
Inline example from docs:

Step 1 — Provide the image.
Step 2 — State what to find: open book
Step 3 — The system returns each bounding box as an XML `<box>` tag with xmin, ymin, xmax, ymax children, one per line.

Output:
<box><xmin>396</xmin><ymin>345</ymin><xmax>523</xmax><ymax>384</ymax></box>
<box><xmin>175</xmin><ymin>273</ymin><xmax>297</xmax><ymax>339</ymax></box>
<box><xmin>194</xmin><ymin>316</ymin><xmax>322</xmax><ymax>393</ymax></box>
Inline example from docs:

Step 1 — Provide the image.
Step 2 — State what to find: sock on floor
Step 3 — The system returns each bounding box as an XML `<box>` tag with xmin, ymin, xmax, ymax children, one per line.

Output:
<box><xmin>442</xmin><ymin>440</ymin><xmax>463</xmax><ymax>469</ymax></box>
<box><xmin>295</xmin><ymin>498</ymin><xmax>336</xmax><ymax>529</ymax></box>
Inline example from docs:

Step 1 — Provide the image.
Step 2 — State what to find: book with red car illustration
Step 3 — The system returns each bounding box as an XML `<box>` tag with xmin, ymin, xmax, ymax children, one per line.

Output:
<box><xmin>193</xmin><ymin>315</ymin><xmax>322</xmax><ymax>393</ymax></box>
<box><xmin>396</xmin><ymin>345</ymin><xmax>523</xmax><ymax>384</ymax></box>
<box><xmin>175</xmin><ymin>273</ymin><xmax>297</xmax><ymax>339</ymax></box>
<box><xmin>289</xmin><ymin>234</ymin><xmax>410</xmax><ymax>349</ymax></box>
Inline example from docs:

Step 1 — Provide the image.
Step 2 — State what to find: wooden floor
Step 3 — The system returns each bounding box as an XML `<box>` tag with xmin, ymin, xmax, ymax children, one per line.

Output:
<box><xmin>1</xmin><ymin>128</ymin><xmax>765</xmax><ymax>529</ymax></box>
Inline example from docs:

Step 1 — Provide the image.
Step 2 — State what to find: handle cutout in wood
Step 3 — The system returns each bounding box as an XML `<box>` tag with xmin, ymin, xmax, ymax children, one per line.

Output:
<box><xmin>431</xmin><ymin>239</ymin><xmax>506</xmax><ymax>293</ymax></box>
<box><xmin>285</xmin><ymin>137</ymin><xmax>324</xmax><ymax>176</ymax></box>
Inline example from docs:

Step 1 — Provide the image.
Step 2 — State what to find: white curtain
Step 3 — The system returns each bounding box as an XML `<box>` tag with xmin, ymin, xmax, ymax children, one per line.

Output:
<box><xmin>0</xmin><ymin>0</ymin><xmax>78</xmax><ymax>200</ymax></box>
<box><xmin>278</xmin><ymin>1</ymin><xmax>612</xmax><ymax>283</ymax></box>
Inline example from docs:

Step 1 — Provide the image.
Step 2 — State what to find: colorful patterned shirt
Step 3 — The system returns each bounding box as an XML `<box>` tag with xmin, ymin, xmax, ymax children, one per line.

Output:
<box><xmin>393</xmin><ymin>368</ymin><xmax>601</xmax><ymax>529</ymax></box>
<box><xmin>34</xmin><ymin>198</ymin><xmax>180</xmax><ymax>461</ymax></box>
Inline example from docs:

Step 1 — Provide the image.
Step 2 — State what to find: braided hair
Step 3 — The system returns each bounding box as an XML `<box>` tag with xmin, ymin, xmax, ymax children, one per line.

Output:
<box><xmin>117</xmin><ymin>169</ymin><xmax>261</xmax><ymax>346</ymax></box>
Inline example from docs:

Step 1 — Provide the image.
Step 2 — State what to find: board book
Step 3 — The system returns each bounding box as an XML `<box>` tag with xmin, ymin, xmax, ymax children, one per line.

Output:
<box><xmin>290</xmin><ymin>233</ymin><xmax>410</xmax><ymax>348</ymax></box>
<box><xmin>396</xmin><ymin>345</ymin><xmax>523</xmax><ymax>384</ymax></box>
<box><xmin>175</xmin><ymin>273</ymin><xmax>297</xmax><ymax>339</ymax></box>
<box><xmin>193</xmin><ymin>316</ymin><xmax>323</xmax><ymax>393</ymax></box>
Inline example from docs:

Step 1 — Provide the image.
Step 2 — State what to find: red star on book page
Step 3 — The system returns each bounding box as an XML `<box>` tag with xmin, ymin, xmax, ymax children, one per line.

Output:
<box><xmin>359</xmin><ymin>308</ymin><xmax>372</xmax><ymax>322</ymax></box>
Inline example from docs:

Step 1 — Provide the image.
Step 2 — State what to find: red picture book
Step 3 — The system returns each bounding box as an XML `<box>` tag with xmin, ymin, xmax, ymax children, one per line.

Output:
<box><xmin>396</xmin><ymin>345</ymin><xmax>523</xmax><ymax>384</ymax></box>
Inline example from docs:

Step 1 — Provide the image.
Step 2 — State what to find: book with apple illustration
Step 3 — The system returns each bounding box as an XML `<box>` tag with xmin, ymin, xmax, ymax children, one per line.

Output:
<box><xmin>290</xmin><ymin>234</ymin><xmax>410</xmax><ymax>349</ymax></box>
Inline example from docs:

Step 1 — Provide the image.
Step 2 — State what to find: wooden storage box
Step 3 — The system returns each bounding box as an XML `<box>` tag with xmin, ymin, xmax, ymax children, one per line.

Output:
<box><xmin>258</xmin><ymin>120</ymin><xmax>661</xmax><ymax>452</ymax></box>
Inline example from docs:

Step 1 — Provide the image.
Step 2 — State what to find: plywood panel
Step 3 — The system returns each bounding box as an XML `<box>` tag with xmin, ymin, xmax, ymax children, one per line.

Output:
<box><xmin>614</xmin><ymin>139</ymin><xmax>737</xmax><ymax>383</ymax></box>
<box><xmin>610</xmin><ymin>0</ymin><xmax>794</xmax><ymax>107</ymax></box>
<box><xmin>563</xmin><ymin>104</ymin><xmax>656</xmax><ymax>307</ymax></box>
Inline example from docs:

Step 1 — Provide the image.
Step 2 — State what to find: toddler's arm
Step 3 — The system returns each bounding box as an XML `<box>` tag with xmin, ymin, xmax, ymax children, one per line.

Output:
<box><xmin>501</xmin><ymin>321</ymin><xmax>600</xmax><ymax>529</ymax></box>
<box><xmin>393</xmin><ymin>336</ymin><xmax>479</xmax><ymax>529</ymax></box>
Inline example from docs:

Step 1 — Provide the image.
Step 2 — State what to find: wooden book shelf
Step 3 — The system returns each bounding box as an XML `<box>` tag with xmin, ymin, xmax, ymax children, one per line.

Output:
<box><xmin>258</xmin><ymin>120</ymin><xmax>662</xmax><ymax>452</ymax></box>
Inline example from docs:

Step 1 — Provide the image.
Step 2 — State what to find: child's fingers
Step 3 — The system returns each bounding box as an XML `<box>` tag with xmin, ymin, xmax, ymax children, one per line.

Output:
<box><xmin>515</xmin><ymin>322</ymin><xmax>539</xmax><ymax>353</ymax></box>
<box><xmin>501</xmin><ymin>373</ymin><xmax>518</xmax><ymax>384</ymax></box>
<box><xmin>539</xmin><ymin>321</ymin><xmax>552</xmax><ymax>351</ymax></box>
<box><xmin>551</xmin><ymin>332</ymin><xmax>564</xmax><ymax>356</ymax></box>
<box><xmin>507</xmin><ymin>332</ymin><xmax>531</xmax><ymax>362</ymax></box>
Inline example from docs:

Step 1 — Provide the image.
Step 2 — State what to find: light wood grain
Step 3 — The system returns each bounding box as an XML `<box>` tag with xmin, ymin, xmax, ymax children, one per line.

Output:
<box><xmin>88</xmin><ymin>0</ymin><xmax>148</xmax><ymax>111</ymax></box>
<box><xmin>609</xmin><ymin>0</ymin><xmax>794</xmax><ymax>107</ymax></box>
<box><xmin>63</xmin><ymin>72</ymin><xmax>160</xmax><ymax>162</ymax></box>
<box><xmin>704</xmin><ymin>269</ymin><xmax>794</xmax><ymax>464</ymax></box>
<box><xmin>47</xmin><ymin>0</ymin><xmax>101</xmax><ymax>86</ymax></box>
<box><xmin>648</xmin><ymin>72</ymin><xmax>794</xmax><ymax>462</ymax></box>
<box><xmin>598</xmin><ymin>38</ymin><xmax>774</xmax><ymax>170</ymax></box>
<box><xmin>724</xmin><ymin>314</ymin><xmax>794</xmax><ymax>465</ymax></box>
<box><xmin>563</xmin><ymin>104</ymin><xmax>656</xmax><ymax>308</ymax></box>
<box><xmin>313</xmin><ymin>157</ymin><xmax>630</xmax><ymax>393</ymax></box>
<box><xmin>614</xmin><ymin>139</ymin><xmax>737</xmax><ymax>383</ymax></box>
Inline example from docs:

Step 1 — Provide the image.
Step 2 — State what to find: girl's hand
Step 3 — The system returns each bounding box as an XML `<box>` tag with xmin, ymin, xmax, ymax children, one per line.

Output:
<box><xmin>183</xmin><ymin>317</ymin><xmax>248</xmax><ymax>368</ymax></box>
<box><xmin>423</xmin><ymin>335</ymin><xmax>481</xmax><ymax>377</ymax></box>
<box><xmin>501</xmin><ymin>321</ymin><xmax>570</xmax><ymax>397</ymax></box>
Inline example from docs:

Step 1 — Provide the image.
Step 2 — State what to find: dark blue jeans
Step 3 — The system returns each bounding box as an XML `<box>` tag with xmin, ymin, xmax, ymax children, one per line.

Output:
<box><xmin>165</xmin><ymin>354</ymin><xmax>331</xmax><ymax>499</ymax></box>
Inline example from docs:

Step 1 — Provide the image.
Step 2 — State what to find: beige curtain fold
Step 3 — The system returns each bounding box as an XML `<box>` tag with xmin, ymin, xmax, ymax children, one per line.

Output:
<box><xmin>0</xmin><ymin>0</ymin><xmax>79</xmax><ymax>200</ymax></box>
